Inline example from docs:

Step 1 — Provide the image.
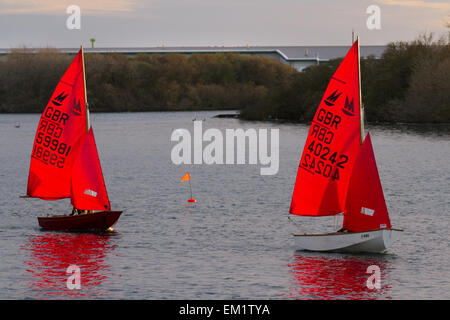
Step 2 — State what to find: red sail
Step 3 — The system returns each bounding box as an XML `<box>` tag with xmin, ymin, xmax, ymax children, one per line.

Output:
<box><xmin>343</xmin><ymin>133</ymin><xmax>391</xmax><ymax>232</ymax></box>
<box><xmin>290</xmin><ymin>40</ymin><xmax>361</xmax><ymax>216</ymax></box>
<box><xmin>27</xmin><ymin>50</ymin><xmax>87</xmax><ymax>199</ymax></box>
<box><xmin>71</xmin><ymin>128</ymin><xmax>111</xmax><ymax>211</ymax></box>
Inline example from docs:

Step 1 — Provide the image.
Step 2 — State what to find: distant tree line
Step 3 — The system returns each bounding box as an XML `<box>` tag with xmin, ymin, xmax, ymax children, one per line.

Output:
<box><xmin>241</xmin><ymin>32</ymin><xmax>450</xmax><ymax>123</ymax></box>
<box><xmin>0</xmin><ymin>49</ymin><xmax>295</xmax><ymax>113</ymax></box>
<box><xmin>0</xmin><ymin>33</ymin><xmax>449</xmax><ymax>123</ymax></box>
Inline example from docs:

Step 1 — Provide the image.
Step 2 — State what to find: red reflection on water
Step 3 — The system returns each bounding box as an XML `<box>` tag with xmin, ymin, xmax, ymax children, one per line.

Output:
<box><xmin>22</xmin><ymin>232</ymin><xmax>117</xmax><ymax>298</ymax></box>
<box><xmin>285</xmin><ymin>252</ymin><xmax>392</xmax><ymax>300</ymax></box>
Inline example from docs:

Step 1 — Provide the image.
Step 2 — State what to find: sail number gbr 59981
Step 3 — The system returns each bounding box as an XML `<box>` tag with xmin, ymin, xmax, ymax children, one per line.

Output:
<box><xmin>32</xmin><ymin>118</ymin><xmax>72</xmax><ymax>168</ymax></box>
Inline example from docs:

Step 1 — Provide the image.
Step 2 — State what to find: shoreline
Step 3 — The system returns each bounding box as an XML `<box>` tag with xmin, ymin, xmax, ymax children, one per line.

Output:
<box><xmin>2</xmin><ymin>110</ymin><xmax>450</xmax><ymax>126</ymax></box>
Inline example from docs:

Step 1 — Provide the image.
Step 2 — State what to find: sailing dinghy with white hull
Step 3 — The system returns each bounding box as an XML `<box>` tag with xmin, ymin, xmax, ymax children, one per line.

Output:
<box><xmin>289</xmin><ymin>37</ymin><xmax>402</xmax><ymax>253</ymax></box>
<box><xmin>25</xmin><ymin>46</ymin><xmax>122</xmax><ymax>231</ymax></box>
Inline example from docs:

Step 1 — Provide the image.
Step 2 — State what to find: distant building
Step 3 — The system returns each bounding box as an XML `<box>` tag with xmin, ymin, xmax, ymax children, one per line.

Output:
<box><xmin>0</xmin><ymin>45</ymin><xmax>386</xmax><ymax>71</ymax></box>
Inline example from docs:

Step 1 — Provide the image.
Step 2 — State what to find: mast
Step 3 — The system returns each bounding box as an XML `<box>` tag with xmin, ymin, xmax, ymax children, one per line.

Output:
<box><xmin>80</xmin><ymin>45</ymin><xmax>90</xmax><ymax>132</ymax></box>
<box><xmin>357</xmin><ymin>36</ymin><xmax>365</xmax><ymax>145</ymax></box>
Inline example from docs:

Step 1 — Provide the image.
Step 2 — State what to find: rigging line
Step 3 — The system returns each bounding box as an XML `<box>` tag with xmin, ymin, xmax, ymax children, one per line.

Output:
<box><xmin>288</xmin><ymin>216</ymin><xmax>305</xmax><ymax>234</ymax></box>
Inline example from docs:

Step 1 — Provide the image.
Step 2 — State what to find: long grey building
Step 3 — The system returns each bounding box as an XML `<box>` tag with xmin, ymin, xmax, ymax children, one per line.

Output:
<box><xmin>0</xmin><ymin>45</ymin><xmax>386</xmax><ymax>71</ymax></box>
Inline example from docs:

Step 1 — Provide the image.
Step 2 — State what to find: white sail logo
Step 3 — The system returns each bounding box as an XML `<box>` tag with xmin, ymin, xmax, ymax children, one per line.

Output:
<box><xmin>361</xmin><ymin>207</ymin><xmax>375</xmax><ymax>216</ymax></box>
<box><xmin>84</xmin><ymin>189</ymin><xmax>97</xmax><ymax>197</ymax></box>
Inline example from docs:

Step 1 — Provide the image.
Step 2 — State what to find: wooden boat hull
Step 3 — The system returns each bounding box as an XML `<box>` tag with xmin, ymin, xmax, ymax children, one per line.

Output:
<box><xmin>37</xmin><ymin>211</ymin><xmax>122</xmax><ymax>231</ymax></box>
<box><xmin>294</xmin><ymin>229</ymin><xmax>402</xmax><ymax>253</ymax></box>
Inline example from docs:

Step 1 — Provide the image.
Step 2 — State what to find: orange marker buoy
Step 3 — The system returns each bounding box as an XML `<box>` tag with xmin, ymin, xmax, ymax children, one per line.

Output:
<box><xmin>181</xmin><ymin>172</ymin><xmax>197</xmax><ymax>203</ymax></box>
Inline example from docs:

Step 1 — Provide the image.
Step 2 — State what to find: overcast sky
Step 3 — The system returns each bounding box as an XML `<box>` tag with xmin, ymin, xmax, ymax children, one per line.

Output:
<box><xmin>0</xmin><ymin>0</ymin><xmax>449</xmax><ymax>48</ymax></box>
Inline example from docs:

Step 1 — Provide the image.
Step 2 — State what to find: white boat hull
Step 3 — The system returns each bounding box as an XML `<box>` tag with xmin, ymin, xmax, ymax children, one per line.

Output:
<box><xmin>294</xmin><ymin>229</ymin><xmax>402</xmax><ymax>253</ymax></box>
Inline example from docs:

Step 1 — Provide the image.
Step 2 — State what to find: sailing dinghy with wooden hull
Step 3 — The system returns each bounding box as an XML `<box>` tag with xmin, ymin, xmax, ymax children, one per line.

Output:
<box><xmin>25</xmin><ymin>46</ymin><xmax>122</xmax><ymax>231</ymax></box>
<box><xmin>290</xmin><ymin>37</ymin><xmax>402</xmax><ymax>253</ymax></box>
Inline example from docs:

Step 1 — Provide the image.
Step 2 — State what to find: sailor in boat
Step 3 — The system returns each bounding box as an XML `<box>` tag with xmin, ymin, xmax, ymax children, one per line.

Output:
<box><xmin>70</xmin><ymin>208</ymin><xmax>93</xmax><ymax>215</ymax></box>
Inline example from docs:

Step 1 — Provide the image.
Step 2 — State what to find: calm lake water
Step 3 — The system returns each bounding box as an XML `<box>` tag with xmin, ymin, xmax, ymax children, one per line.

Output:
<box><xmin>0</xmin><ymin>110</ymin><xmax>449</xmax><ymax>299</ymax></box>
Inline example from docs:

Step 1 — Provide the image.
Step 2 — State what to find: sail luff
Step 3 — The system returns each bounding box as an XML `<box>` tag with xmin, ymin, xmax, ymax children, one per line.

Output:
<box><xmin>357</xmin><ymin>36</ymin><xmax>364</xmax><ymax>145</ymax></box>
<box><xmin>81</xmin><ymin>45</ymin><xmax>90</xmax><ymax>132</ymax></box>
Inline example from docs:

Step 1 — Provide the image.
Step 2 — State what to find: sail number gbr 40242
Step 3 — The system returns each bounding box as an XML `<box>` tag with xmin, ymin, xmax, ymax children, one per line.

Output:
<box><xmin>300</xmin><ymin>121</ymin><xmax>349</xmax><ymax>181</ymax></box>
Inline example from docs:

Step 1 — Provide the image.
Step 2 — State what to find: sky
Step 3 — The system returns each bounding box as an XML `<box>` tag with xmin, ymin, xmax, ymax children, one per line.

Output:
<box><xmin>0</xmin><ymin>0</ymin><xmax>449</xmax><ymax>48</ymax></box>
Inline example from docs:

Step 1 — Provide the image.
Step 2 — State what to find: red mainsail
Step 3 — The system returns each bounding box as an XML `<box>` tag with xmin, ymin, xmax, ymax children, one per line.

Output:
<box><xmin>290</xmin><ymin>40</ymin><xmax>362</xmax><ymax>216</ymax></box>
<box><xmin>27</xmin><ymin>49</ymin><xmax>110</xmax><ymax>211</ymax></box>
<box><xmin>343</xmin><ymin>133</ymin><xmax>391</xmax><ymax>232</ymax></box>
<box><xmin>71</xmin><ymin>128</ymin><xmax>111</xmax><ymax>211</ymax></box>
<box><xmin>27</xmin><ymin>49</ymin><xmax>87</xmax><ymax>199</ymax></box>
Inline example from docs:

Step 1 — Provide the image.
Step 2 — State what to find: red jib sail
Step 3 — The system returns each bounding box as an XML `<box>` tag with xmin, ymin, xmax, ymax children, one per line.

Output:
<box><xmin>343</xmin><ymin>133</ymin><xmax>391</xmax><ymax>232</ymax></box>
<box><xmin>71</xmin><ymin>128</ymin><xmax>111</xmax><ymax>211</ymax></box>
<box><xmin>290</xmin><ymin>40</ymin><xmax>361</xmax><ymax>216</ymax></box>
<box><xmin>27</xmin><ymin>49</ymin><xmax>87</xmax><ymax>199</ymax></box>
